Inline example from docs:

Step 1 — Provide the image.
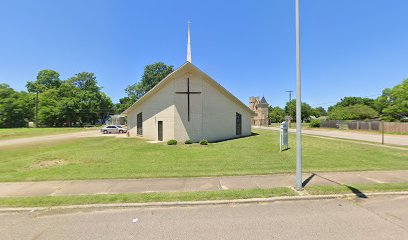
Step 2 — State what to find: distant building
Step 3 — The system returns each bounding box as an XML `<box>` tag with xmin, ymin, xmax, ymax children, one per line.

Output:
<box><xmin>249</xmin><ymin>96</ymin><xmax>269</xmax><ymax>126</ymax></box>
<box><xmin>106</xmin><ymin>115</ymin><xmax>126</xmax><ymax>125</ymax></box>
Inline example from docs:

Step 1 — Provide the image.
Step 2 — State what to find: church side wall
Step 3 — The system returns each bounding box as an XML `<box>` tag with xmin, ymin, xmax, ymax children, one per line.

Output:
<box><xmin>127</xmin><ymin>80</ymin><xmax>175</xmax><ymax>141</ymax></box>
<box><xmin>202</xmin><ymin>80</ymin><xmax>251</xmax><ymax>142</ymax></box>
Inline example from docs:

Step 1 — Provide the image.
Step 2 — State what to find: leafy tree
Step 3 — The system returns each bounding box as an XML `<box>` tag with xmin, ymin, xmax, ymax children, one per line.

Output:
<box><xmin>66</xmin><ymin>72</ymin><xmax>113</xmax><ymax>125</ymax></box>
<box><xmin>114</xmin><ymin>97</ymin><xmax>132</xmax><ymax>114</ymax></box>
<box><xmin>328</xmin><ymin>97</ymin><xmax>375</xmax><ymax>112</ymax></box>
<box><xmin>67</xmin><ymin>72</ymin><xmax>100</xmax><ymax>92</ymax></box>
<box><xmin>312</xmin><ymin>107</ymin><xmax>327</xmax><ymax>118</ymax></box>
<box><xmin>125</xmin><ymin>62</ymin><xmax>174</xmax><ymax>103</ymax></box>
<box><xmin>268</xmin><ymin>106</ymin><xmax>285</xmax><ymax>123</ymax></box>
<box><xmin>374</xmin><ymin>88</ymin><xmax>391</xmax><ymax>114</ymax></box>
<box><xmin>26</xmin><ymin>69</ymin><xmax>61</xmax><ymax>93</ymax></box>
<box><xmin>381</xmin><ymin>79</ymin><xmax>408</xmax><ymax>121</ymax></box>
<box><xmin>284</xmin><ymin>100</ymin><xmax>313</xmax><ymax>122</ymax></box>
<box><xmin>37</xmin><ymin>89</ymin><xmax>61</xmax><ymax>126</ymax></box>
<box><xmin>328</xmin><ymin>104</ymin><xmax>378</xmax><ymax>120</ymax></box>
<box><xmin>0</xmin><ymin>84</ymin><xmax>33</xmax><ymax>128</ymax></box>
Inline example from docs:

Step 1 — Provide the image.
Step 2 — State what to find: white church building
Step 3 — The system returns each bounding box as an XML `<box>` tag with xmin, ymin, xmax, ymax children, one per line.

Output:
<box><xmin>123</xmin><ymin>24</ymin><xmax>252</xmax><ymax>142</ymax></box>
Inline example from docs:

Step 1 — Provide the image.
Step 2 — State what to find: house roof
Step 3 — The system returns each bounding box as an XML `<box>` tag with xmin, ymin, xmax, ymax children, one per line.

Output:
<box><xmin>122</xmin><ymin>62</ymin><xmax>253</xmax><ymax>115</ymax></box>
<box><xmin>260</xmin><ymin>96</ymin><xmax>268</xmax><ymax>104</ymax></box>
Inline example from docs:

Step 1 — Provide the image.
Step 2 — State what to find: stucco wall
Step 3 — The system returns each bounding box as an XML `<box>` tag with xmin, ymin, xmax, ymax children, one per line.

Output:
<box><xmin>174</xmin><ymin>73</ymin><xmax>203</xmax><ymax>142</ymax></box>
<box><xmin>201</xmin><ymin>79</ymin><xmax>251</xmax><ymax>142</ymax></box>
<box><xmin>127</xmin><ymin>80</ymin><xmax>175</xmax><ymax>141</ymax></box>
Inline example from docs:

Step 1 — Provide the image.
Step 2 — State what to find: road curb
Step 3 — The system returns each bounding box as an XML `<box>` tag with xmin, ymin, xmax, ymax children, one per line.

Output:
<box><xmin>1</xmin><ymin>191</ymin><xmax>408</xmax><ymax>213</ymax></box>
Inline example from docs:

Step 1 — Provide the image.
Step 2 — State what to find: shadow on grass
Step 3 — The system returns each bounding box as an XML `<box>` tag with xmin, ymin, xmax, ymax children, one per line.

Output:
<box><xmin>304</xmin><ymin>173</ymin><xmax>368</xmax><ymax>199</ymax></box>
<box><xmin>209</xmin><ymin>132</ymin><xmax>260</xmax><ymax>143</ymax></box>
<box><xmin>344</xmin><ymin>185</ymin><xmax>368</xmax><ymax>198</ymax></box>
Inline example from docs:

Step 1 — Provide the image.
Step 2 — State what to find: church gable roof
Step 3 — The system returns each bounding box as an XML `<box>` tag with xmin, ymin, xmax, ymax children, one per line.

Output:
<box><xmin>123</xmin><ymin>62</ymin><xmax>252</xmax><ymax>115</ymax></box>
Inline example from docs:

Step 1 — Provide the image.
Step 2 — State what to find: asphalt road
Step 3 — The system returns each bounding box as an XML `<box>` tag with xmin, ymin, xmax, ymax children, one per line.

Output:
<box><xmin>1</xmin><ymin>195</ymin><xmax>407</xmax><ymax>240</ymax></box>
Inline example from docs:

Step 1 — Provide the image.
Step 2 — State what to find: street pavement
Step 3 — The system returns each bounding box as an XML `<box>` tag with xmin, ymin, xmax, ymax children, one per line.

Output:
<box><xmin>254</xmin><ymin>126</ymin><xmax>408</xmax><ymax>146</ymax></box>
<box><xmin>1</xmin><ymin>195</ymin><xmax>407</xmax><ymax>240</ymax></box>
<box><xmin>1</xmin><ymin>170</ymin><xmax>407</xmax><ymax>197</ymax></box>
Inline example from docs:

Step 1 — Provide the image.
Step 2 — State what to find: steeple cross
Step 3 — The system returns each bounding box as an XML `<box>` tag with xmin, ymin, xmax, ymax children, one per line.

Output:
<box><xmin>176</xmin><ymin>78</ymin><xmax>201</xmax><ymax>122</ymax></box>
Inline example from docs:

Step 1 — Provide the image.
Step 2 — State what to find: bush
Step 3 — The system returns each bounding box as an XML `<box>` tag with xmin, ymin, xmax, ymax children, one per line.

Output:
<box><xmin>199</xmin><ymin>139</ymin><xmax>208</xmax><ymax>145</ymax></box>
<box><xmin>309</xmin><ymin>119</ymin><xmax>321</xmax><ymax>128</ymax></box>
<box><xmin>167</xmin><ymin>139</ymin><xmax>177</xmax><ymax>145</ymax></box>
<box><xmin>184</xmin><ymin>139</ymin><xmax>193</xmax><ymax>144</ymax></box>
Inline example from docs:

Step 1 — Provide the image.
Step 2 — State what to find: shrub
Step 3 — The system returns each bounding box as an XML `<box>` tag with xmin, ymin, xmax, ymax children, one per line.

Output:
<box><xmin>199</xmin><ymin>139</ymin><xmax>208</xmax><ymax>145</ymax></box>
<box><xmin>309</xmin><ymin>119</ymin><xmax>321</xmax><ymax>128</ymax></box>
<box><xmin>167</xmin><ymin>139</ymin><xmax>177</xmax><ymax>145</ymax></box>
<box><xmin>184</xmin><ymin>139</ymin><xmax>193</xmax><ymax>144</ymax></box>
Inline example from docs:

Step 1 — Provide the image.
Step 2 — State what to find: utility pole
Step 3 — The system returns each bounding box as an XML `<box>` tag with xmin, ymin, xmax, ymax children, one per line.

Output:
<box><xmin>285</xmin><ymin>90</ymin><xmax>293</xmax><ymax>103</ymax></box>
<box><xmin>295</xmin><ymin>0</ymin><xmax>303</xmax><ymax>191</ymax></box>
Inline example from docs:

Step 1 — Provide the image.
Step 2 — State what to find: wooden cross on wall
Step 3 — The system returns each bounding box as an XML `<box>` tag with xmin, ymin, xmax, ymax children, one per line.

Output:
<box><xmin>176</xmin><ymin>78</ymin><xmax>201</xmax><ymax>122</ymax></box>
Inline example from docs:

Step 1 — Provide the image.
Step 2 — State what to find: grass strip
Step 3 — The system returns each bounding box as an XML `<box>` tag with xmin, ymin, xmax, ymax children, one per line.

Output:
<box><xmin>306</xmin><ymin>182</ymin><xmax>408</xmax><ymax>195</ymax></box>
<box><xmin>0</xmin><ymin>187</ymin><xmax>297</xmax><ymax>208</ymax></box>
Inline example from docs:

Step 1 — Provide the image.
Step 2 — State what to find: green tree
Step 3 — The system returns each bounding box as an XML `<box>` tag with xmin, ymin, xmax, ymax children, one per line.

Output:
<box><xmin>284</xmin><ymin>100</ymin><xmax>313</xmax><ymax>122</ymax></box>
<box><xmin>26</xmin><ymin>69</ymin><xmax>61</xmax><ymax>93</ymax></box>
<box><xmin>0</xmin><ymin>84</ymin><xmax>33</xmax><ymax>128</ymax></box>
<box><xmin>328</xmin><ymin>104</ymin><xmax>378</xmax><ymax>120</ymax></box>
<box><xmin>312</xmin><ymin>106</ymin><xmax>327</xmax><ymax>118</ymax></box>
<box><xmin>67</xmin><ymin>72</ymin><xmax>113</xmax><ymax>125</ymax></box>
<box><xmin>268</xmin><ymin>106</ymin><xmax>285</xmax><ymax>123</ymax></box>
<box><xmin>381</xmin><ymin>79</ymin><xmax>408</xmax><ymax>121</ymax></box>
<box><xmin>125</xmin><ymin>62</ymin><xmax>174</xmax><ymax>102</ymax></box>
<box><xmin>328</xmin><ymin>96</ymin><xmax>375</xmax><ymax>112</ymax></box>
<box><xmin>374</xmin><ymin>88</ymin><xmax>392</xmax><ymax>114</ymax></box>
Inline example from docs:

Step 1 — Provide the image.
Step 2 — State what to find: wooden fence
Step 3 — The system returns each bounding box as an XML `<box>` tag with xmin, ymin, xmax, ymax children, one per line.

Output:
<box><xmin>319</xmin><ymin>120</ymin><xmax>408</xmax><ymax>133</ymax></box>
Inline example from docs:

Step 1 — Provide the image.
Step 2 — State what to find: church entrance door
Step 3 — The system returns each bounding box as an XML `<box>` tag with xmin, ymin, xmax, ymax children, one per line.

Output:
<box><xmin>158</xmin><ymin>121</ymin><xmax>163</xmax><ymax>141</ymax></box>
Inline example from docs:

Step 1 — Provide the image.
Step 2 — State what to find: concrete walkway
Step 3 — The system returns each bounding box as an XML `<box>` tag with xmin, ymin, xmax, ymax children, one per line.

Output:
<box><xmin>254</xmin><ymin>126</ymin><xmax>408</xmax><ymax>146</ymax></box>
<box><xmin>0</xmin><ymin>170</ymin><xmax>407</xmax><ymax>197</ymax></box>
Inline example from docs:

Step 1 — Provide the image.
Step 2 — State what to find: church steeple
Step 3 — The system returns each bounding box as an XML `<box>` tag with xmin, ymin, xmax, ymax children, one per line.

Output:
<box><xmin>187</xmin><ymin>21</ymin><xmax>192</xmax><ymax>63</ymax></box>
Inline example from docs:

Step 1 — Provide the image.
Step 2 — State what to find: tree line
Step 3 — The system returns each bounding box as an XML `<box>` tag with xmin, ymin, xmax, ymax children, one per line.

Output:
<box><xmin>0</xmin><ymin>62</ymin><xmax>174</xmax><ymax>128</ymax></box>
<box><xmin>268</xmin><ymin>78</ymin><xmax>408</xmax><ymax>123</ymax></box>
<box><xmin>1</xmin><ymin>70</ymin><xmax>113</xmax><ymax>128</ymax></box>
<box><xmin>1</xmin><ymin>62</ymin><xmax>407</xmax><ymax>128</ymax></box>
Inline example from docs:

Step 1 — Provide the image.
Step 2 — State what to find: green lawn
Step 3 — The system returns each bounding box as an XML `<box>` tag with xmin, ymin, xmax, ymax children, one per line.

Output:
<box><xmin>2</xmin><ymin>183</ymin><xmax>408</xmax><ymax>207</ymax></box>
<box><xmin>1</xmin><ymin>129</ymin><xmax>407</xmax><ymax>182</ymax></box>
<box><xmin>306</xmin><ymin>182</ymin><xmax>408</xmax><ymax>195</ymax></box>
<box><xmin>0</xmin><ymin>188</ymin><xmax>296</xmax><ymax>207</ymax></box>
<box><xmin>0</xmin><ymin>127</ymin><xmax>97</xmax><ymax>140</ymax></box>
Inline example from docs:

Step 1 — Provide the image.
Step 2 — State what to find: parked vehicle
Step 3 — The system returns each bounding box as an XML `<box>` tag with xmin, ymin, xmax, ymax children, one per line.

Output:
<box><xmin>100</xmin><ymin>125</ymin><xmax>127</xmax><ymax>134</ymax></box>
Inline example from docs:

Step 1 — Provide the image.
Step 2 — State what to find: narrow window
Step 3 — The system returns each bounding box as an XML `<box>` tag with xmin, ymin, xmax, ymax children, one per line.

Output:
<box><xmin>137</xmin><ymin>112</ymin><xmax>143</xmax><ymax>136</ymax></box>
<box><xmin>236</xmin><ymin>112</ymin><xmax>242</xmax><ymax>136</ymax></box>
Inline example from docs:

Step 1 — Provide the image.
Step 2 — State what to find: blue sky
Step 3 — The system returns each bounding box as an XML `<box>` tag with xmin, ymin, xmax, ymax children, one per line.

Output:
<box><xmin>1</xmin><ymin>0</ymin><xmax>407</xmax><ymax>108</ymax></box>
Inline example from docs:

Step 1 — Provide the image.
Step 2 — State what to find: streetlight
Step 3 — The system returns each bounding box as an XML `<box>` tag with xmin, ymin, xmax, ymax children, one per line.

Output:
<box><xmin>295</xmin><ymin>0</ymin><xmax>303</xmax><ymax>190</ymax></box>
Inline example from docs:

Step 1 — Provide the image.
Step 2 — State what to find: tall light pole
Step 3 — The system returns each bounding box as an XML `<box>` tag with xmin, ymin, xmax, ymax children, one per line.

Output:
<box><xmin>295</xmin><ymin>0</ymin><xmax>303</xmax><ymax>190</ymax></box>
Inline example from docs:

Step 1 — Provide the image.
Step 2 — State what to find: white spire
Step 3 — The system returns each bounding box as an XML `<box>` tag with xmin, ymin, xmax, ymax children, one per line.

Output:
<box><xmin>187</xmin><ymin>21</ymin><xmax>192</xmax><ymax>63</ymax></box>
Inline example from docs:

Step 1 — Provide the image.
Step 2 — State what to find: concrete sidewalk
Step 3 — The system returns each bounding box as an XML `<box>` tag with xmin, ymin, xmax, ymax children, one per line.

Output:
<box><xmin>0</xmin><ymin>170</ymin><xmax>407</xmax><ymax>197</ymax></box>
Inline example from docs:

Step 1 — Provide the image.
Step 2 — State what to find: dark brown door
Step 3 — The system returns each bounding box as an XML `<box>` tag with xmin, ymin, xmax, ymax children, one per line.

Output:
<box><xmin>137</xmin><ymin>112</ymin><xmax>143</xmax><ymax>136</ymax></box>
<box><xmin>158</xmin><ymin>121</ymin><xmax>163</xmax><ymax>141</ymax></box>
<box><xmin>236</xmin><ymin>112</ymin><xmax>242</xmax><ymax>136</ymax></box>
